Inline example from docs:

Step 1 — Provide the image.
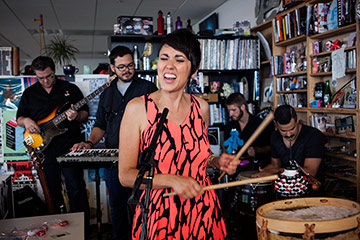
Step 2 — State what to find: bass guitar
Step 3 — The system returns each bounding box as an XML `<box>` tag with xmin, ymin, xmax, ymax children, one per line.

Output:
<box><xmin>23</xmin><ymin>75</ymin><xmax>116</xmax><ymax>151</ymax></box>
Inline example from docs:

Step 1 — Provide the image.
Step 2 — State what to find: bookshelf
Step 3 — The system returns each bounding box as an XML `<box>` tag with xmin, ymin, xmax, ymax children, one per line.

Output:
<box><xmin>251</xmin><ymin>20</ymin><xmax>273</xmax><ymax>109</ymax></box>
<box><xmin>268</xmin><ymin>0</ymin><xmax>359</xmax><ymax>201</ymax></box>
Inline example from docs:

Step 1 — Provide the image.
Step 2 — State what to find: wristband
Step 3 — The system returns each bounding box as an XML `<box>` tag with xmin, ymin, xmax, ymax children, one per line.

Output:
<box><xmin>85</xmin><ymin>141</ymin><xmax>94</xmax><ymax>148</ymax></box>
<box><xmin>207</xmin><ymin>154</ymin><xmax>218</xmax><ymax>166</ymax></box>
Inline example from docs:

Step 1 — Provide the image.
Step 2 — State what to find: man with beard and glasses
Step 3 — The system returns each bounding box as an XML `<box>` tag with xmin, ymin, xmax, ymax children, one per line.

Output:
<box><xmin>71</xmin><ymin>46</ymin><xmax>157</xmax><ymax>239</ymax></box>
<box><xmin>224</xmin><ymin>92</ymin><xmax>273</xmax><ymax>170</ymax></box>
<box><xmin>253</xmin><ymin>105</ymin><xmax>325</xmax><ymax>196</ymax></box>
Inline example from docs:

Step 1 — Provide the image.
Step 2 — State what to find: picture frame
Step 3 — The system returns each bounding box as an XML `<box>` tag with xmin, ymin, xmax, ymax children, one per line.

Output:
<box><xmin>335</xmin><ymin>116</ymin><xmax>355</xmax><ymax>135</ymax></box>
<box><xmin>210</xmin><ymin>81</ymin><xmax>221</xmax><ymax>93</ymax></box>
<box><xmin>208</xmin><ymin>127</ymin><xmax>220</xmax><ymax>146</ymax></box>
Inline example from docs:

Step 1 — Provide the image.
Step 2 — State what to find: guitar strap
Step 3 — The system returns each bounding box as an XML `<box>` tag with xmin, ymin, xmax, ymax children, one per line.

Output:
<box><xmin>26</xmin><ymin>146</ymin><xmax>55</xmax><ymax>214</ymax></box>
<box><xmin>104</xmin><ymin>85</ymin><xmax>115</xmax><ymax>121</ymax></box>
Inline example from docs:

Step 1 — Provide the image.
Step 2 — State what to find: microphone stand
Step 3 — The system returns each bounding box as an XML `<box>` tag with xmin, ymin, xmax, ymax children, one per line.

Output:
<box><xmin>128</xmin><ymin>108</ymin><xmax>169</xmax><ymax>240</ymax></box>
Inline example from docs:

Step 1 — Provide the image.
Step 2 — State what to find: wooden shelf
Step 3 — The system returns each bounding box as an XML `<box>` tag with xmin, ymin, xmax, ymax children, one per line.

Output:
<box><xmin>325</xmin><ymin>152</ymin><xmax>356</xmax><ymax>162</ymax></box>
<box><xmin>308</xmin><ymin>108</ymin><xmax>356</xmax><ymax>114</ymax></box>
<box><xmin>309</xmin><ymin>23</ymin><xmax>356</xmax><ymax>40</ymax></box>
<box><xmin>294</xmin><ymin>107</ymin><xmax>308</xmax><ymax>112</ymax></box>
<box><xmin>251</xmin><ymin>20</ymin><xmax>272</xmax><ymax>32</ymax></box>
<box><xmin>277</xmin><ymin>89</ymin><xmax>307</xmax><ymax>94</ymax></box>
<box><xmin>310</xmin><ymin>46</ymin><xmax>356</xmax><ymax>58</ymax></box>
<box><xmin>260</xmin><ymin>60</ymin><xmax>270</xmax><ymax>66</ymax></box>
<box><xmin>323</xmin><ymin>132</ymin><xmax>356</xmax><ymax>139</ymax></box>
<box><xmin>275</xmin><ymin>71</ymin><xmax>307</xmax><ymax>77</ymax></box>
<box><xmin>326</xmin><ymin>173</ymin><xmax>357</xmax><ymax>184</ymax></box>
<box><xmin>275</xmin><ymin>35</ymin><xmax>306</xmax><ymax>47</ymax></box>
<box><xmin>310</xmin><ymin>69</ymin><xmax>356</xmax><ymax>77</ymax></box>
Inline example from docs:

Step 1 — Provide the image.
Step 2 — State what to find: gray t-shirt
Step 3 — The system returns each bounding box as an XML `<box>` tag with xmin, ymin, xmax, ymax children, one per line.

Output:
<box><xmin>117</xmin><ymin>81</ymin><xmax>131</xmax><ymax>95</ymax></box>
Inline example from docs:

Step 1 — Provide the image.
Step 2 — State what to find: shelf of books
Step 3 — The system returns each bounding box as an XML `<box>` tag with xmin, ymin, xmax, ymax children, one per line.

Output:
<box><xmin>268</xmin><ymin>0</ymin><xmax>359</xmax><ymax>200</ymax></box>
<box><xmin>251</xmin><ymin>20</ymin><xmax>273</xmax><ymax>110</ymax></box>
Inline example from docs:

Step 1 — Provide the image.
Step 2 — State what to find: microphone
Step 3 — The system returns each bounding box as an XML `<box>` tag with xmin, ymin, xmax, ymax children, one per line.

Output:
<box><xmin>129</xmin><ymin>108</ymin><xmax>169</xmax><ymax>203</ymax></box>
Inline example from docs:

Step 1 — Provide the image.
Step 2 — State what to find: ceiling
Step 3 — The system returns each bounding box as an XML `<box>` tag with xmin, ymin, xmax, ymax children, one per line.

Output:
<box><xmin>0</xmin><ymin>0</ymin><xmax>227</xmax><ymax>66</ymax></box>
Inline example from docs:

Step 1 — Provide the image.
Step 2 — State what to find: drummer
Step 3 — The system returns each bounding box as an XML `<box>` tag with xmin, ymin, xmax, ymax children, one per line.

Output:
<box><xmin>252</xmin><ymin>105</ymin><xmax>325</xmax><ymax>196</ymax></box>
<box><xmin>224</xmin><ymin>92</ymin><xmax>274</xmax><ymax>173</ymax></box>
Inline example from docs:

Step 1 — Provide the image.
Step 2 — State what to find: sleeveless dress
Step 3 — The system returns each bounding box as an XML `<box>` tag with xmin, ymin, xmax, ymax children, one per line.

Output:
<box><xmin>132</xmin><ymin>94</ymin><xmax>227</xmax><ymax>240</ymax></box>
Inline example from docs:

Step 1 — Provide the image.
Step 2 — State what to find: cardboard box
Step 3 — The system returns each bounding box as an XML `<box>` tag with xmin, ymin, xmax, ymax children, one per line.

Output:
<box><xmin>6</xmin><ymin>117</ymin><xmax>24</xmax><ymax>152</ymax></box>
<box><xmin>117</xmin><ymin>16</ymin><xmax>153</xmax><ymax>35</ymax></box>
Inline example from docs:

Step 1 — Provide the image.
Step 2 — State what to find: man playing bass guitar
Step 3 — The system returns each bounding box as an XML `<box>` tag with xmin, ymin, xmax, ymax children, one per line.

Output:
<box><xmin>16</xmin><ymin>56</ymin><xmax>90</xmax><ymax>232</ymax></box>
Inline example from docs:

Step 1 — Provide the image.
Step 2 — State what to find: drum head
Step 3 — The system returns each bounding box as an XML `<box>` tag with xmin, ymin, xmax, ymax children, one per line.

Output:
<box><xmin>237</xmin><ymin>170</ymin><xmax>272</xmax><ymax>185</ymax></box>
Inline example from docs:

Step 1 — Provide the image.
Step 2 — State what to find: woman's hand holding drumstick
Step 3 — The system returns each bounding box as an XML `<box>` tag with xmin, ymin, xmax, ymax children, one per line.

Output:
<box><xmin>163</xmin><ymin>174</ymin><xmax>278</xmax><ymax>197</ymax></box>
<box><xmin>163</xmin><ymin>112</ymin><xmax>275</xmax><ymax>198</ymax></box>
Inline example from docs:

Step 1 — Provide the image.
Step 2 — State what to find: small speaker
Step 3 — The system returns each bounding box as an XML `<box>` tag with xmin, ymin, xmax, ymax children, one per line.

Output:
<box><xmin>13</xmin><ymin>186</ymin><xmax>48</xmax><ymax>217</ymax></box>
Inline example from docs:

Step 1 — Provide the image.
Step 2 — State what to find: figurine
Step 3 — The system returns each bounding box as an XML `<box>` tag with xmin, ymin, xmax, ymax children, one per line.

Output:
<box><xmin>224</xmin><ymin>129</ymin><xmax>244</xmax><ymax>154</ymax></box>
<box><xmin>290</xmin><ymin>50</ymin><xmax>297</xmax><ymax>73</ymax></box>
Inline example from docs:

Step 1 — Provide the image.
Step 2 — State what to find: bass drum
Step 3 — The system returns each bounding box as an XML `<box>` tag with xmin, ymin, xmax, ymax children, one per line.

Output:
<box><xmin>221</xmin><ymin>170</ymin><xmax>275</xmax><ymax>240</ymax></box>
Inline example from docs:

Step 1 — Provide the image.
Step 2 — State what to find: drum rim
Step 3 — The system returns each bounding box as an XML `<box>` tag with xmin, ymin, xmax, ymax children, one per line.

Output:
<box><xmin>237</xmin><ymin>170</ymin><xmax>272</xmax><ymax>186</ymax></box>
<box><xmin>256</xmin><ymin>197</ymin><xmax>360</xmax><ymax>234</ymax></box>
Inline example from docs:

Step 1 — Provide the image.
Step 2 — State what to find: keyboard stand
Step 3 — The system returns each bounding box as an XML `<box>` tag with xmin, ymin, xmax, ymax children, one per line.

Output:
<box><xmin>94</xmin><ymin>167</ymin><xmax>102</xmax><ymax>240</ymax></box>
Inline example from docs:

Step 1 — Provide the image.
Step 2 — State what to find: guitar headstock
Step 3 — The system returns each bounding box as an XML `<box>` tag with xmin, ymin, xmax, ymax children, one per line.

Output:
<box><xmin>107</xmin><ymin>75</ymin><xmax>117</xmax><ymax>86</ymax></box>
<box><xmin>25</xmin><ymin>145</ymin><xmax>45</xmax><ymax>167</ymax></box>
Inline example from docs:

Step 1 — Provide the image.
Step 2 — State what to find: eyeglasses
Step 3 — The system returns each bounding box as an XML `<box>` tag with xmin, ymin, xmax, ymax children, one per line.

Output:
<box><xmin>36</xmin><ymin>72</ymin><xmax>55</xmax><ymax>81</ymax></box>
<box><xmin>113</xmin><ymin>62</ymin><xmax>135</xmax><ymax>71</ymax></box>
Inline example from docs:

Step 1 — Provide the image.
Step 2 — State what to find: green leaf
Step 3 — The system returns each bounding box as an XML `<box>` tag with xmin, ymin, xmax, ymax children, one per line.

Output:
<box><xmin>45</xmin><ymin>36</ymin><xmax>79</xmax><ymax>66</ymax></box>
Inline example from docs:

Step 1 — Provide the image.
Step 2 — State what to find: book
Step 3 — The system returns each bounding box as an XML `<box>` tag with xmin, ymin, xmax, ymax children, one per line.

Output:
<box><xmin>214</xmin><ymin>29</ymin><xmax>236</xmax><ymax>36</ymax></box>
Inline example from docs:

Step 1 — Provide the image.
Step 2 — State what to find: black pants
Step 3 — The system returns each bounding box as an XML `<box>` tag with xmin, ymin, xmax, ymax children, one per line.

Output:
<box><xmin>43</xmin><ymin>150</ymin><xmax>90</xmax><ymax>234</ymax></box>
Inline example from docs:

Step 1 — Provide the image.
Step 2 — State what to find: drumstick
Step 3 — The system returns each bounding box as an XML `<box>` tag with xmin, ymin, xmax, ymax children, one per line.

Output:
<box><xmin>218</xmin><ymin>111</ymin><xmax>274</xmax><ymax>180</ymax></box>
<box><xmin>163</xmin><ymin>174</ymin><xmax>278</xmax><ymax>197</ymax></box>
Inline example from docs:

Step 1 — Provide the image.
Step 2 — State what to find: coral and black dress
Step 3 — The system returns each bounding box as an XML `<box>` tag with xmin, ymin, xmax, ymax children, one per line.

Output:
<box><xmin>132</xmin><ymin>94</ymin><xmax>226</xmax><ymax>240</ymax></box>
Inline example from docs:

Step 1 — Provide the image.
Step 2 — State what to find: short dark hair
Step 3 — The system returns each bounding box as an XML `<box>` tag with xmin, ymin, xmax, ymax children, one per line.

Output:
<box><xmin>109</xmin><ymin>46</ymin><xmax>133</xmax><ymax>65</ymax></box>
<box><xmin>274</xmin><ymin>105</ymin><xmax>297</xmax><ymax>124</ymax></box>
<box><xmin>31</xmin><ymin>56</ymin><xmax>55</xmax><ymax>72</ymax></box>
<box><xmin>225</xmin><ymin>92</ymin><xmax>247</xmax><ymax>109</ymax></box>
<box><xmin>160</xmin><ymin>29</ymin><xmax>201</xmax><ymax>79</ymax></box>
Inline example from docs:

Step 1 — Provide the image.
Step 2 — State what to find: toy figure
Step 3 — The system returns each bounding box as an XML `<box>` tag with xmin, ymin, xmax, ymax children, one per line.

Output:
<box><xmin>224</xmin><ymin>129</ymin><xmax>244</xmax><ymax>154</ymax></box>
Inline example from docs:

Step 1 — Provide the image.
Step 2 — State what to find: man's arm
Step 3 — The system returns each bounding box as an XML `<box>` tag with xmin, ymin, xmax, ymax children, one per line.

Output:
<box><xmin>70</xmin><ymin>127</ymin><xmax>105</xmax><ymax>151</ymax></box>
<box><xmin>76</xmin><ymin>110</ymin><xmax>89</xmax><ymax>123</ymax></box>
<box><xmin>252</xmin><ymin>157</ymin><xmax>282</xmax><ymax>177</ymax></box>
<box><xmin>17</xmin><ymin>116</ymin><xmax>40</xmax><ymax>133</ymax></box>
<box><xmin>303</xmin><ymin>157</ymin><xmax>322</xmax><ymax>177</ymax></box>
<box><xmin>65</xmin><ymin>108</ymin><xmax>88</xmax><ymax>123</ymax></box>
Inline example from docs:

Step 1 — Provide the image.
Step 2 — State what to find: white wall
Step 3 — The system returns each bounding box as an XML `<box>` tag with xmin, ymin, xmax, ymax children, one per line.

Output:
<box><xmin>19</xmin><ymin>57</ymin><xmax>109</xmax><ymax>75</ymax></box>
<box><xmin>194</xmin><ymin>0</ymin><xmax>256</xmax><ymax>33</ymax></box>
<box><xmin>58</xmin><ymin>58</ymin><xmax>109</xmax><ymax>75</ymax></box>
<box><xmin>20</xmin><ymin>0</ymin><xmax>257</xmax><ymax>75</ymax></box>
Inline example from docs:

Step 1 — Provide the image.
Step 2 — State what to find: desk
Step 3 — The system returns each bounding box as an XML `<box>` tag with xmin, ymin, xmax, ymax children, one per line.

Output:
<box><xmin>0</xmin><ymin>212</ymin><xmax>84</xmax><ymax>239</ymax></box>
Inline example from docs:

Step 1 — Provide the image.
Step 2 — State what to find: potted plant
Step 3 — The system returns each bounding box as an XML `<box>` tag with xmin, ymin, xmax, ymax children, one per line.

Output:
<box><xmin>45</xmin><ymin>36</ymin><xmax>79</xmax><ymax>75</ymax></box>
